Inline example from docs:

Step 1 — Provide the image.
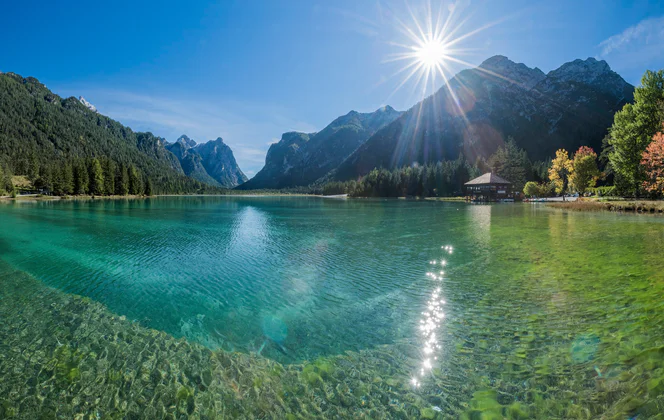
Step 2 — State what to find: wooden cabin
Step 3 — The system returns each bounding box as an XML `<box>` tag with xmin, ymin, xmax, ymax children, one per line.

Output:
<box><xmin>464</xmin><ymin>173</ymin><xmax>513</xmax><ymax>202</ymax></box>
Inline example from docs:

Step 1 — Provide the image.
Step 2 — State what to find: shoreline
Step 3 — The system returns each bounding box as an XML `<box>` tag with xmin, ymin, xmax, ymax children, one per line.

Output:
<box><xmin>547</xmin><ymin>199</ymin><xmax>664</xmax><ymax>214</ymax></box>
<box><xmin>0</xmin><ymin>193</ymin><xmax>323</xmax><ymax>201</ymax></box>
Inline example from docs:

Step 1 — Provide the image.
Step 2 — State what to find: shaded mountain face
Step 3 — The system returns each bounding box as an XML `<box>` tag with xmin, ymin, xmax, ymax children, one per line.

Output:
<box><xmin>165</xmin><ymin>136</ymin><xmax>247</xmax><ymax>188</ymax></box>
<box><xmin>194</xmin><ymin>138</ymin><xmax>248</xmax><ymax>188</ymax></box>
<box><xmin>331</xmin><ymin>56</ymin><xmax>633</xmax><ymax>181</ymax></box>
<box><xmin>238</xmin><ymin>106</ymin><xmax>402</xmax><ymax>189</ymax></box>
<box><xmin>165</xmin><ymin>137</ymin><xmax>218</xmax><ymax>186</ymax></box>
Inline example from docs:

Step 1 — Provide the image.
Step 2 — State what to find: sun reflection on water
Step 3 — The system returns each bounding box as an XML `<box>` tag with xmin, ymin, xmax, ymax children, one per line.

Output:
<box><xmin>412</xmin><ymin>245</ymin><xmax>451</xmax><ymax>388</ymax></box>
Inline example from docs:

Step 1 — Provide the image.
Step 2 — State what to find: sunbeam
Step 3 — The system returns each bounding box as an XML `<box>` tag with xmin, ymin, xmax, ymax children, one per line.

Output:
<box><xmin>385</xmin><ymin>0</ymin><xmax>506</xmax><ymax>102</ymax></box>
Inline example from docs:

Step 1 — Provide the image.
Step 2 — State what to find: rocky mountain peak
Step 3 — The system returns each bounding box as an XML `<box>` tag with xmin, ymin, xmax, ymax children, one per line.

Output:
<box><xmin>544</xmin><ymin>57</ymin><xmax>630</xmax><ymax>98</ymax></box>
<box><xmin>78</xmin><ymin>96</ymin><xmax>97</xmax><ymax>113</ymax></box>
<box><xmin>547</xmin><ymin>57</ymin><xmax>612</xmax><ymax>83</ymax></box>
<box><xmin>176</xmin><ymin>134</ymin><xmax>196</xmax><ymax>148</ymax></box>
<box><xmin>478</xmin><ymin>55</ymin><xmax>546</xmax><ymax>89</ymax></box>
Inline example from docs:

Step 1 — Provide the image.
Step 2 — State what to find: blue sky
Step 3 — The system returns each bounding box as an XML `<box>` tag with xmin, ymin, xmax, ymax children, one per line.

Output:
<box><xmin>3</xmin><ymin>0</ymin><xmax>664</xmax><ymax>176</ymax></box>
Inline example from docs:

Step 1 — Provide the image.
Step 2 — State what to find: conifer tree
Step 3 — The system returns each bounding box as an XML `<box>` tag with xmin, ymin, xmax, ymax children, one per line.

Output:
<box><xmin>115</xmin><ymin>164</ymin><xmax>129</xmax><ymax>196</ymax></box>
<box><xmin>102</xmin><ymin>159</ymin><xmax>115</xmax><ymax>195</ymax></box>
<box><xmin>88</xmin><ymin>158</ymin><xmax>105</xmax><ymax>195</ymax></box>
<box><xmin>61</xmin><ymin>163</ymin><xmax>74</xmax><ymax>195</ymax></box>
<box><xmin>128</xmin><ymin>165</ymin><xmax>142</xmax><ymax>195</ymax></box>
<box><xmin>73</xmin><ymin>160</ymin><xmax>89</xmax><ymax>195</ymax></box>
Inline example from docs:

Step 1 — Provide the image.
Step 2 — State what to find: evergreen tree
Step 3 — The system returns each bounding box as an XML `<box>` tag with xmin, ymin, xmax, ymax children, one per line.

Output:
<box><xmin>35</xmin><ymin>165</ymin><xmax>53</xmax><ymax>193</ymax></box>
<box><xmin>115</xmin><ymin>164</ymin><xmax>129</xmax><ymax>196</ymax></box>
<box><xmin>487</xmin><ymin>137</ymin><xmax>531</xmax><ymax>192</ymax></box>
<box><xmin>128</xmin><ymin>165</ymin><xmax>142</xmax><ymax>195</ymax></box>
<box><xmin>88</xmin><ymin>158</ymin><xmax>104</xmax><ymax>195</ymax></box>
<box><xmin>28</xmin><ymin>152</ymin><xmax>39</xmax><ymax>181</ymax></box>
<box><xmin>101</xmin><ymin>158</ymin><xmax>116</xmax><ymax>196</ymax></box>
<box><xmin>0</xmin><ymin>164</ymin><xmax>5</xmax><ymax>195</ymax></box>
<box><xmin>73</xmin><ymin>160</ymin><xmax>89</xmax><ymax>195</ymax></box>
<box><xmin>61</xmin><ymin>163</ymin><xmax>74</xmax><ymax>195</ymax></box>
<box><xmin>145</xmin><ymin>177</ymin><xmax>153</xmax><ymax>196</ymax></box>
<box><xmin>51</xmin><ymin>163</ymin><xmax>64</xmax><ymax>195</ymax></box>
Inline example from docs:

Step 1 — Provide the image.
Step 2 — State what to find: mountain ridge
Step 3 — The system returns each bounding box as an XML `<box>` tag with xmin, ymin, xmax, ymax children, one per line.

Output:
<box><xmin>165</xmin><ymin>135</ymin><xmax>247</xmax><ymax>188</ymax></box>
<box><xmin>328</xmin><ymin>55</ymin><xmax>633</xmax><ymax>182</ymax></box>
<box><xmin>238</xmin><ymin>105</ymin><xmax>403</xmax><ymax>189</ymax></box>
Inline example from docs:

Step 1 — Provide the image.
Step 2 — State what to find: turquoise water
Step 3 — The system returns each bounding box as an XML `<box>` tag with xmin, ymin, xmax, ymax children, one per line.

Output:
<box><xmin>1</xmin><ymin>197</ymin><xmax>664</xmax><ymax>418</ymax></box>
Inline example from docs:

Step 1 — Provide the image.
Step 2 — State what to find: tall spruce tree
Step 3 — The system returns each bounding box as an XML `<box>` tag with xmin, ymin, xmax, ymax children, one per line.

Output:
<box><xmin>487</xmin><ymin>137</ymin><xmax>531</xmax><ymax>192</ymax></box>
<box><xmin>102</xmin><ymin>158</ymin><xmax>115</xmax><ymax>196</ymax></box>
<box><xmin>128</xmin><ymin>165</ymin><xmax>142</xmax><ymax>195</ymax></box>
<box><xmin>73</xmin><ymin>160</ymin><xmax>89</xmax><ymax>195</ymax></box>
<box><xmin>88</xmin><ymin>158</ymin><xmax>105</xmax><ymax>195</ymax></box>
<box><xmin>61</xmin><ymin>163</ymin><xmax>74</xmax><ymax>195</ymax></box>
<box><xmin>115</xmin><ymin>164</ymin><xmax>129</xmax><ymax>196</ymax></box>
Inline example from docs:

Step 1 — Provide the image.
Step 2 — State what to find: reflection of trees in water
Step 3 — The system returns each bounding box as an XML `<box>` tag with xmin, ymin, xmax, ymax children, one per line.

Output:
<box><xmin>466</xmin><ymin>204</ymin><xmax>492</xmax><ymax>249</ymax></box>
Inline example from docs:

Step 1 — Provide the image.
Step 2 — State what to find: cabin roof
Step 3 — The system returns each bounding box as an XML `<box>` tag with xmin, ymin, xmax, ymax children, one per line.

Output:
<box><xmin>464</xmin><ymin>172</ymin><xmax>511</xmax><ymax>185</ymax></box>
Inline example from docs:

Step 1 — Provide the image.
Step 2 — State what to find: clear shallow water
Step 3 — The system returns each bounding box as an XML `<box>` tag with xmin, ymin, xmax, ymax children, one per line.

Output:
<box><xmin>1</xmin><ymin>197</ymin><xmax>664</xmax><ymax>419</ymax></box>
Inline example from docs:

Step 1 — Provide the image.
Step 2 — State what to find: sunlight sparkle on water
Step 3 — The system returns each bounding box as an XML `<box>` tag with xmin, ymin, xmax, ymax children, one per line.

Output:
<box><xmin>412</xmin><ymin>249</ymin><xmax>450</xmax><ymax>388</ymax></box>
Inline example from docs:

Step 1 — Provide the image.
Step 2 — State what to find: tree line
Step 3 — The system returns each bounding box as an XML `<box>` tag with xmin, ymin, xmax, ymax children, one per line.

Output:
<box><xmin>31</xmin><ymin>157</ymin><xmax>151</xmax><ymax>196</ymax></box>
<box><xmin>322</xmin><ymin>157</ymin><xmax>479</xmax><ymax>197</ymax></box>
<box><xmin>321</xmin><ymin>140</ymin><xmax>553</xmax><ymax>198</ymax></box>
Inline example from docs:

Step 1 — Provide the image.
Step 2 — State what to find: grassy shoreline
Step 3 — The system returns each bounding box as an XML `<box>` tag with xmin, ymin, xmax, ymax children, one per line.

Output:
<box><xmin>548</xmin><ymin>199</ymin><xmax>664</xmax><ymax>214</ymax></box>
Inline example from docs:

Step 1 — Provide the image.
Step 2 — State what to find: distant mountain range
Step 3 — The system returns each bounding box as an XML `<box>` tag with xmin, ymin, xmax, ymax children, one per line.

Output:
<box><xmin>165</xmin><ymin>135</ymin><xmax>247</xmax><ymax>188</ymax></box>
<box><xmin>328</xmin><ymin>56</ymin><xmax>633</xmax><ymax>182</ymax></box>
<box><xmin>240</xmin><ymin>55</ymin><xmax>633</xmax><ymax>188</ymax></box>
<box><xmin>0</xmin><ymin>55</ymin><xmax>635</xmax><ymax>192</ymax></box>
<box><xmin>237</xmin><ymin>106</ymin><xmax>402</xmax><ymax>189</ymax></box>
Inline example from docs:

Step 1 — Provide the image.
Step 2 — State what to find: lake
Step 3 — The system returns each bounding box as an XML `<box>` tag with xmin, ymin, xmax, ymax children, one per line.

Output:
<box><xmin>1</xmin><ymin>197</ymin><xmax>663</xmax><ymax>418</ymax></box>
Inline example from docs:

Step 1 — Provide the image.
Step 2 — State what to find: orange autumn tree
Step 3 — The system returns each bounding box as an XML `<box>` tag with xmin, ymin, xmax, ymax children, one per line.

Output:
<box><xmin>569</xmin><ymin>146</ymin><xmax>600</xmax><ymax>195</ymax></box>
<box><xmin>641</xmin><ymin>126</ymin><xmax>664</xmax><ymax>195</ymax></box>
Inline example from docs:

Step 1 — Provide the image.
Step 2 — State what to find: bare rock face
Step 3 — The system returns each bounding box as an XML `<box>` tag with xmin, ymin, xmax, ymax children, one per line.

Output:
<box><xmin>78</xmin><ymin>96</ymin><xmax>97</xmax><ymax>113</ymax></box>
<box><xmin>194</xmin><ymin>138</ymin><xmax>248</xmax><ymax>188</ymax></box>
<box><xmin>330</xmin><ymin>55</ymin><xmax>634</xmax><ymax>182</ymax></box>
<box><xmin>166</xmin><ymin>135</ymin><xmax>247</xmax><ymax>188</ymax></box>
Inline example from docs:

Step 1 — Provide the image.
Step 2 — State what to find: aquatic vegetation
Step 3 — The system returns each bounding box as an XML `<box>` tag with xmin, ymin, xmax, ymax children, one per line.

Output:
<box><xmin>1</xmin><ymin>199</ymin><xmax>664</xmax><ymax>418</ymax></box>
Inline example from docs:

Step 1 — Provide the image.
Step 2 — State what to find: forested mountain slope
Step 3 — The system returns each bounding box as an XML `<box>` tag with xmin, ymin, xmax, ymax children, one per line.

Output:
<box><xmin>0</xmin><ymin>72</ymin><xmax>214</xmax><ymax>194</ymax></box>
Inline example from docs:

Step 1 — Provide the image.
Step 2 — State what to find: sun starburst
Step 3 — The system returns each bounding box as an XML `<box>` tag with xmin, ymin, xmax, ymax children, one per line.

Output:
<box><xmin>383</xmin><ymin>1</ymin><xmax>504</xmax><ymax>101</ymax></box>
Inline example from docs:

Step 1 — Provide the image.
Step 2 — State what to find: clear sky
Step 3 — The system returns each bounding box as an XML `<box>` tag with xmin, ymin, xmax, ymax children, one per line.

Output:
<box><xmin>3</xmin><ymin>0</ymin><xmax>663</xmax><ymax>176</ymax></box>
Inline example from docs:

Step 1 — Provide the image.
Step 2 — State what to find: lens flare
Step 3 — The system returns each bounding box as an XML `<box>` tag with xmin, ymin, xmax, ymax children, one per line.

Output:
<box><xmin>383</xmin><ymin>1</ymin><xmax>506</xmax><ymax>101</ymax></box>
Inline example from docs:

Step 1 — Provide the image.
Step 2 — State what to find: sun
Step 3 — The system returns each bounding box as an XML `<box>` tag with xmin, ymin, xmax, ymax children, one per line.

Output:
<box><xmin>383</xmin><ymin>1</ymin><xmax>504</xmax><ymax>100</ymax></box>
<box><xmin>414</xmin><ymin>38</ymin><xmax>448</xmax><ymax>69</ymax></box>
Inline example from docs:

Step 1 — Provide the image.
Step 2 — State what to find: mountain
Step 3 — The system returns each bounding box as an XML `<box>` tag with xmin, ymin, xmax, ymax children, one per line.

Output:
<box><xmin>165</xmin><ymin>135</ymin><xmax>247</xmax><ymax>188</ymax></box>
<box><xmin>165</xmin><ymin>136</ymin><xmax>219</xmax><ymax>186</ymax></box>
<box><xmin>0</xmin><ymin>72</ymin><xmax>216</xmax><ymax>194</ymax></box>
<box><xmin>238</xmin><ymin>105</ymin><xmax>402</xmax><ymax>189</ymax></box>
<box><xmin>330</xmin><ymin>56</ymin><xmax>633</xmax><ymax>182</ymax></box>
<box><xmin>194</xmin><ymin>138</ymin><xmax>248</xmax><ymax>188</ymax></box>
